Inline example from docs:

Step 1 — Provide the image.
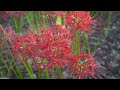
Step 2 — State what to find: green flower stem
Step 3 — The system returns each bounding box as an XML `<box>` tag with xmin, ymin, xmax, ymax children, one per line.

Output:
<box><xmin>56</xmin><ymin>16</ymin><xmax>62</xmax><ymax>25</ymax></box>
<box><xmin>35</xmin><ymin>12</ymin><xmax>41</xmax><ymax>33</ymax></box>
<box><xmin>23</xmin><ymin>60</ymin><xmax>35</xmax><ymax>79</ymax></box>
<box><xmin>55</xmin><ymin>16</ymin><xmax>64</xmax><ymax>79</ymax></box>
<box><xmin>52</xmin><ymin>66</ymin><xmax>55</xmax><ymax>79</ymax></box>
<box><xmin>15</xmin><ymin>65</ymin><xmax>23</xmax><ymax>79</ymax></box>
<box><xmin>83</xmin><ymin>31</ymin><xmax>90</xmax><ymax>54</ymax></box>
<box><xmin>26</xmin><ymin>11</ymin><xmax>37</xmax><ymax>33</ymax></box>
<box><xmin>1</xmin><ymin>28</ymin><xmax>23</xmax><ymax>79</ymax></box>
<box><xmin>72</xmin><ymin>30</ymin><xmax>80</xmax><ymax>55</ymax></box>
<box><xmin>12</xmin><ymin>17</ymin><xmax>19</xmax><ymax>33</ymax></box>
<box><xmin>12</xmin><ymin>16</ymin><xmax>24</xmax><ymax>35</ymax></box>
<box><xmin>6</xmin><ymin>45</ymin><xmax>23</xmax><ymax>79</ymax></box>
<box><xmin>42</xmin><ymin>15</ymin><xmax>47</xmax><ymax>29</ymax></box>
<box><xmin>45</xmin><ymin>71</ymin><xmax>49</xmax><ymax>79</ymax></box>
<box><xmin>33</xmin><ymin>58</ymin><xmax>42</xmax><ymax>79</ymax></box>
<box><xmin>57</xmin><ymin>66</ymin><xmax>63</xmax><ymax>79</ymax></box>
<box><xmin>3</xmin><ymin>43</ymin><xmax>20</xmax><ymax>78</ymax></box>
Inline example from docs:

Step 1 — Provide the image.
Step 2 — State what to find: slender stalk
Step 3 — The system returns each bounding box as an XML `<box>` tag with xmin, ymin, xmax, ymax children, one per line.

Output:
<box><xmin>56</xmin><ymin>16</ymin><xmax>62</xmax><ymax>25</ymax></box>
<box><xmin>2</xmin><ymin>44</ymin><xmax>19</xmax><ymax>78</ymax></box>
<box><xmin>72</xmin><ymin>30</ymin><xmax>80</xmax><ymax>55</ymax></box>
<box><xmin>33</xmin><ymin>58</ymin><xmax>42</xmax><ymax>79</ymax></box>
<box><xmin>0</xmin><ymin>30</ymin><xmax>22</xmax><ymax>78</ymax></box>
<box><xmin>23</xmin><ymin>60</ymin><xmax>35</xmax><ymax>79</ymax></box>
<box><xmin>26</xmin><ymin>11</ymin><xmax>37</xmax><ymax>33</ymax></box>
<box><xmin>57</xmin><ymin>66</ymin><xmax>63</xmax><ymax>79</ymax></box>
<box><xmin>42</xmin><ymin>15</ymin><xmax>49</xmax><ymax>29</ymax></box>
<box><xmin>35</xmin><ymin>12</ymin><xmax>41</xmax><ymax>33</ymax></box>
<box><xmin>6</xmin><ymin>41</ymin><xmax>23</xmax><ymax>79</ymax></box>
<box><xmin>12</xmin><ymin>17</ymin><xmax>20</xmax><ymax>34</ymax></box>
<box><xmin>52</xmin><ymin>66</ymin><xmax>55</xmax><ymax>79</ymax></box>
<box><xmin>45</xmin><ymin>71</ymin><xmax>49</xmax><ymax>79</ymax></box>
<box><xmin>15</xmin><ymin>65</ymin><xmax>23</xmax><ymax>79</ymax></box>
<box><xmin>83</xmin><ymin>31</ymin><xmax>90</xmax><ymax>54</ymax></box>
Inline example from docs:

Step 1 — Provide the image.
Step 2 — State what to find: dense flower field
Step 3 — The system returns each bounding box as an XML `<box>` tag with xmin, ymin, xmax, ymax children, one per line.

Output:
<box><xmin>0</xmin><ymin>11</ymin><xmax>113</xmax><ymax>79</ymax></box>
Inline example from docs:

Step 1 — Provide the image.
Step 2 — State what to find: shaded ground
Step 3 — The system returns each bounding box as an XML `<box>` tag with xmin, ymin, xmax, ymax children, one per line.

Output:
<box><xmin>90</xmin><ymin>12</ymin><xmax>120</xmax><ymax>79</ymax></box>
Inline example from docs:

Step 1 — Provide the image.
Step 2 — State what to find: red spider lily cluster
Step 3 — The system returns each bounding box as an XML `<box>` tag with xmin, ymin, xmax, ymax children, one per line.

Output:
<box><xmin>5</xmin><ymin>25</ymin><xmax>72</xmax><ymax>70</ymax></box>
<box><xmin>0</xmin><ymin>11</ymin><xmax>97</xmax><ymax>79</ymax></box>
<box><xmin>68</xmin><ymin>53</ymin><xmax>97</xmax><ymax>79</ymax></box>
<box><xmin>65</xmin><ymin>11</ymin><xmax>91</xmax><ymax>32</ymax></box>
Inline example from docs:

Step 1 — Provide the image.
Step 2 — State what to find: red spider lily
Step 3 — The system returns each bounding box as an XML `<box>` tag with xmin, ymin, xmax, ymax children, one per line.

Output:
<box><xmin>9</xmin><ymin>25</ymin><xmax>71</xmax><ymax>70</ymax></box>
<box><xmin>68</xmin><ymin>52</ymin><xmax>97</xmax><ymax>79</ymax></box>
<box><xmin>23</xmin><ymin>34</ymin><xmax>39</xmax><ymax>44</ymax></box>
<box><xmin>11</xmin><ymin>34</ymin><xmax>40</xmax><ymax>58</ymax></box>
<box><xmin>37</xmin><ymin>25</ymin><xmax>72</xmax><ymax>70</ymax></box>
<box><xmin>65</xmin><ymin>11</ymin><xmax>91</xmax><ymax>33</ymax></box>
<box><xmin>12</xmin><ymin>35</ymin><xmax>24</xmax><ymax>54</ymax></box>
